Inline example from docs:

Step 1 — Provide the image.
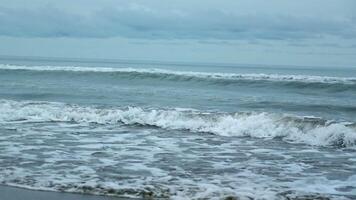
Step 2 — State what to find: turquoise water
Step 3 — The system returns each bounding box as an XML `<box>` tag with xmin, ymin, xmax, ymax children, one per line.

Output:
<box><xmin>0</xmin><ymin>57</ymin><xmax>356</xmax><ymax>199</ymax></box>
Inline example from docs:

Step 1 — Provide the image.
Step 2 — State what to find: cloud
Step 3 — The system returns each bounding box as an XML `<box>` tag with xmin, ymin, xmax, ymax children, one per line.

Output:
<box><xmin>0</xmin><ymin>1</ymin><xmax>355</xmax><ymax>40</ymax></box>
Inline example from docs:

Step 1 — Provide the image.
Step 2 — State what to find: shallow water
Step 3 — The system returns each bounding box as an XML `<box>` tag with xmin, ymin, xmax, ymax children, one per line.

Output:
<box><xmin>0</xmin><ymin>57</ymin><xmax>356</xmax><ymax>199</ymax></box>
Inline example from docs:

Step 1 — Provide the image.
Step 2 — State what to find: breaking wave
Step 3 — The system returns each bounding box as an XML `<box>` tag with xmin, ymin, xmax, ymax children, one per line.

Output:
<box><xmin>1</xmin><ymin>64</ymin><xmax>356</xmax><ymax>86</ymax></box>
<box><xmin>1</xmin><ymin>99</ymin><xmax>355</xmax><ymax>147</ymax></box>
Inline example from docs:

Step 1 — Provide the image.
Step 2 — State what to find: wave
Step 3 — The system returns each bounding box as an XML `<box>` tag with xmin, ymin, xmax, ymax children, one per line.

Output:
<box><xmin>1</xmin><ymin>99</ymin><xmax>355</xmax><ymax>147</ymax></box>
<box><xmin>1</xmin><ymin>64</ymin><xmax>356</xmax><ymax>85</ymax></box>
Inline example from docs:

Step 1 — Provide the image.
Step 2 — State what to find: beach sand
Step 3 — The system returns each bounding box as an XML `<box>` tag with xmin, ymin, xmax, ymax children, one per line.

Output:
<box><xmin>0</xmin><ymin>185</ymin><xmax>136</xmax><ymax>200</ymax></box>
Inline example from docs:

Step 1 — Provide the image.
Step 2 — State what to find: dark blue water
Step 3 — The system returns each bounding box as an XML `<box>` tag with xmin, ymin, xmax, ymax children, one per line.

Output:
<box><xmin>0</xmin><ymin>57</ymin><xmax>355</xmax><ymax>199</ymax></box>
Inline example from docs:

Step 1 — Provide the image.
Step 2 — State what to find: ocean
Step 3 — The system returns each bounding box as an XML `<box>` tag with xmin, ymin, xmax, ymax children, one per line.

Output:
<box><xmin>0</xmin><ymin>57</ymin><xmax>355</xmax><ymax>199</ymax></box>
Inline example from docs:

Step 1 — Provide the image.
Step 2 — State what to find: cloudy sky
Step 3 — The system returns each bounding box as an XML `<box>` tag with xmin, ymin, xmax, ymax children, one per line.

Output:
<box><xmin>0</xmin><ymin>0</ymin><xmax>355</xmax><ymax>67</ymax></box>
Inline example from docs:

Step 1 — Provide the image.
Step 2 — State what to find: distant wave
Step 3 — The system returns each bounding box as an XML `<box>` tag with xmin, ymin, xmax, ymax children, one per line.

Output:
<box><xmin>1</xmin><ymin>99</ymin><xmax>355</xmax><ymax>147</ymax></box>
<box><xmin>1</xmin><ymin>64</ymin><xmax>356</xmax><ymax>85</ymax></box>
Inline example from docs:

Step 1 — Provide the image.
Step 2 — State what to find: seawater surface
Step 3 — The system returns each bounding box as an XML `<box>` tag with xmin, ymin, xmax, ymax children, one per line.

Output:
<box><xmin>0</xmin><ymin>57</ymin><xmax>356</xmax><ymax>199</ymax></box>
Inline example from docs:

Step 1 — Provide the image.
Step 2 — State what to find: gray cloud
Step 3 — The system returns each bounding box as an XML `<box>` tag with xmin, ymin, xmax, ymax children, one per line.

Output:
<box><xmin>0</xmin><ymin>1</ymin><xmax>355</xmax><ymax>40</ymax></box>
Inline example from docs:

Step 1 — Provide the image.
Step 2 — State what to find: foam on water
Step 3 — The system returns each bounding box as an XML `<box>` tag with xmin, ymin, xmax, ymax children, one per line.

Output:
<box><xmin>1</xmin><ymin>99</ymin><xmax>355</xmax><ymax>147</ymax></box>
<box><xmin>1</xmin><ymin>64</ymin><xmax>356</xmax><ymax>85</ymax></box>
<box><xmin>0</xmin><ymin>121</ymin><xmax>355</xmax><ymax>199</ymax></box>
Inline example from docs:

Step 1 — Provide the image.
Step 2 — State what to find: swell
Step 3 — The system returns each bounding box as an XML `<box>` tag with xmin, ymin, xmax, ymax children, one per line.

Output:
<box><xmin>1</xmin><ymin>64</ymin><xmax>356</xmax><ymax>89</ymax></box>
<box><xmin>243</xmin><ymin>101</ymin><xmax>356</xmax><ymax>114</ymax></box>
<box><xmin>1</xmin><ymin>99</ymin><xmax>355</xmax><ymax>147</ymax></box>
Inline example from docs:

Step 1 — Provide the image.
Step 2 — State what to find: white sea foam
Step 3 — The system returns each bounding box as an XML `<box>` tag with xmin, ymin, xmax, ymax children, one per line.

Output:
<box><xmin>1</xmin><ymin>99</ymin><xmax>355</xmax><ymax>147</ymax></box>
<box><xmin>1</xmin><ymin>100</ymin><xmax>355</xmax><ymax>199</ymax></box>
<box><xmin>1</xmin><ymin>63</ymin><xmax>355</xmax><ymax>84</ymax></box>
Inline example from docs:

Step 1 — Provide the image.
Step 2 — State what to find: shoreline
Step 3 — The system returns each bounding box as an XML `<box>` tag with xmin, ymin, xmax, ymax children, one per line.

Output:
<box><xmin>0</xmin><ymin>185</ymin><xmax>139</xmax><ymax>200</ymax></box>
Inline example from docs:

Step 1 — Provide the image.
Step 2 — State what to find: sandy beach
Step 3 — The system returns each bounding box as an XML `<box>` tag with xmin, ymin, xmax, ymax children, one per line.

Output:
<box><xmin>0</xmin><ymin>185</ymin><xmax>134</xmax><ymax>200</ymax></box>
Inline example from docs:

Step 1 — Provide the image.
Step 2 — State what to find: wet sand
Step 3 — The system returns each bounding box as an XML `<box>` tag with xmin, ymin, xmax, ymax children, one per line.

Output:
<box><xmin>0</xmin><ymin>185</ymin><xmax>136</xmax><ymax>200</ymax></box>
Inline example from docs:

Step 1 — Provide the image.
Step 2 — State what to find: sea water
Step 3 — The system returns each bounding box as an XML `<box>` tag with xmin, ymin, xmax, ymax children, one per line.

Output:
<box><xmin>0</xmin><ymin>57</ymin><xmax>355</xmax><ymax>199</ymax></box>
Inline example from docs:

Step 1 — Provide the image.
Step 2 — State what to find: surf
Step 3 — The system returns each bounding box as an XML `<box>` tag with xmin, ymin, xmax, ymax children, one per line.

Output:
<box><xmin>1</xmin><ymin>64</ymin><xmax>356</xmax><ymax>85</ymax></box>
<box><xmin>1</xmin><ymin>99</ymin><xmax>355</xmax><ymax>147</ymax></box>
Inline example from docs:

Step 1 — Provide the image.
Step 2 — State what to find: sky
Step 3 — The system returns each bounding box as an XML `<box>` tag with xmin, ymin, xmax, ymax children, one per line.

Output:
<box><xmin>0</xmin><ymin>0</ymin><xmax>355</xmax><ymax>67</ymax></box>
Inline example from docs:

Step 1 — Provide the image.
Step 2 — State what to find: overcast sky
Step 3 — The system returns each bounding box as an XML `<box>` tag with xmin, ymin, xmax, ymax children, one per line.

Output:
<box><xmin>0</xmin><ymin>0</ymin><xmax>355</xmax><ymax>67</ymax></box>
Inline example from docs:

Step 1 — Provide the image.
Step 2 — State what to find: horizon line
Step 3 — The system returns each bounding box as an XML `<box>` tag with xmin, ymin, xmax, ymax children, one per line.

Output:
<box><xmin>0</xmin><ymin>54</ymin><xmax>353</xmax><ymax>69</ymax></box>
